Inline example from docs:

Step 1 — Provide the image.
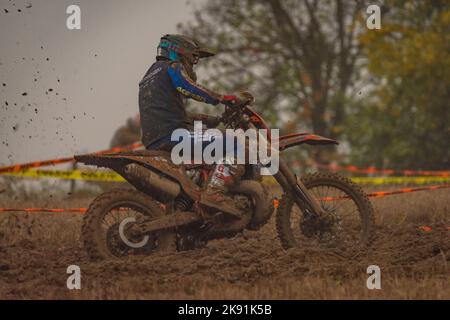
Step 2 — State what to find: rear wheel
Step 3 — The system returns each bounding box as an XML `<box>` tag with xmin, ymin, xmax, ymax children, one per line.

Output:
<box><xmin>82</xmin><ymin>189</ymin><xmax>176</xmax><ymax>260</ymax></box>
<box><xmin>276</xmin><ymin>172</ymin><xmax>375</xmax><ymax>249</ymax></box>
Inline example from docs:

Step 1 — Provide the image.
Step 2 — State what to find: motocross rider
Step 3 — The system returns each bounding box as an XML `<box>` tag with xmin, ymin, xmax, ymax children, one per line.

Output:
<box><xmin>139</xmin><ymin>34</ymin><xmax>246</xmax><ymax>216</ymax></box>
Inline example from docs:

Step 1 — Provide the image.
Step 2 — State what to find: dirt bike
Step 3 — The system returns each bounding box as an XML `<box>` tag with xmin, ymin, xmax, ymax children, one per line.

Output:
<box><xmin>75</xmin><ymin>94</ymin><xmax>375</xmax><ymax>260</ymax></box>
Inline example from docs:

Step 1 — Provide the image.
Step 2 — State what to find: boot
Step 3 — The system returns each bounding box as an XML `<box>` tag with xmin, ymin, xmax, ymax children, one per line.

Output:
<box><xmin>200</xmin><ymin>159</ymin><xmax>245</xmax><ymax>218</ymax></box>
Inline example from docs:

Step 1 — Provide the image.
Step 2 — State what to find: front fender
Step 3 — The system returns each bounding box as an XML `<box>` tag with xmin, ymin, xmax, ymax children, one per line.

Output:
<box><xmin>279</xmin><ymin>133</ymin><xmax>338</xmax><ymax>151</ymax></box>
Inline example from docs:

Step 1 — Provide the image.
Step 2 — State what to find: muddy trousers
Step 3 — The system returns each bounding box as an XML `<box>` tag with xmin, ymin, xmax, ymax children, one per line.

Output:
<box><xmin>146</xmin><ymin>131</ymin><xmax>245</xmax><ymax>191</ymax></box>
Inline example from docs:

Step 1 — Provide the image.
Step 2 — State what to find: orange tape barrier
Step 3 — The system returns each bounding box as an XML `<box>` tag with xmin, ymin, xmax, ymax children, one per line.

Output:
<box><xmin>314</xmin><ymin>163</ymin><xmax>449</xmax><ymax>177</ymax></box>
<box><xmin>0</xmin><ymin>142</ymin><xmax>143</xmax><ymax>174</ymax></box>
<box><xmin>418</xmin><ymin>225</ymin><xmax>450</xmax><ymax>233</ymax></box>
<box><xmin>0</xmin><ymin>208</ymin><xmax>87</xmax><ymax>213</ymax></box>
<box><xmin>3</xmin><ymin>184</ymin><xmax>448</xmax><ymax>214</ymax></box>
<box><xmin>319</xmin><ymin>184</ymin><xmax>450</xmax><ymax>201</ymax></box>
<box><xmin>271</xmin><ymin>184</ymin><xmax>450</xmax><ymax>206</ymax></box>
<box><xmin>366</xmin><ymin>184</ymin><xmax>450</xmax><ymax>197</ymax></box>
<box><xmin>2</xmin><ymin>139</ymin><xmax>447</xmax><ymax>179</ymax></box>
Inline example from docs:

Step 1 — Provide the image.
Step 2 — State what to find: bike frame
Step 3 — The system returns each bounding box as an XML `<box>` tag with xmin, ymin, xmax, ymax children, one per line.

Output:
<box><xmin>240</xmin><ymin>105</ymin><xmax>339</xmax><ymax>217</ymax></box>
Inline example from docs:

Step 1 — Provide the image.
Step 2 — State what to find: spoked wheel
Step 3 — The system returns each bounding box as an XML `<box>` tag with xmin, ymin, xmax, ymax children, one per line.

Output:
<box><xmin>82</xmin><ymin>189</ymin><xmax>176</xmax><ymax>260</ymax></box>
<box><xmin>276</xmin><ymin>172</ymin><xmax>375</xmax><ymax>249</ymax></box>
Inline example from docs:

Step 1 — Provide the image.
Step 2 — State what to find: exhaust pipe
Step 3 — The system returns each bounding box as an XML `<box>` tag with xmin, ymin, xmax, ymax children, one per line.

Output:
<box><xmin>123</xmin><ymin>163</ymin><xmax>180</xmax><ymax>201</ymax></box>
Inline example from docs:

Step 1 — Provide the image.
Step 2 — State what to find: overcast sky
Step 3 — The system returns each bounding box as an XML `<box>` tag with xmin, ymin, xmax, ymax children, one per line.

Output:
<box><xmin>0</xmin><ymin>0</ymin><xmax>204</xmax><ymax>166</ymax></box>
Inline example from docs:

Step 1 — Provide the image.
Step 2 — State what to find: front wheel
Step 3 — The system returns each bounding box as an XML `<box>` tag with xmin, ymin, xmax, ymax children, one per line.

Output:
<box><xmin>82</xmin><ymin>189</ymin><xmax>177</xmax><ymax>260</ymax></box>
<box><xmin>276</xmin><ymin>172</ymin><xmax>375</xmax><ymax>249</ymax></box>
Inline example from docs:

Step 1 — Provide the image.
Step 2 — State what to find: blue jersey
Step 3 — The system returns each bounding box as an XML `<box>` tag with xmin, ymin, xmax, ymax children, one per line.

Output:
<box><xmin>139</xmin><ymin>60</ymin><xmax>223</xmax><ymax>148</ymax></box>
<box><xmin>167</xmin><ymin>62</ymin><xmax>222</xmax><ymax>105</ymax></box>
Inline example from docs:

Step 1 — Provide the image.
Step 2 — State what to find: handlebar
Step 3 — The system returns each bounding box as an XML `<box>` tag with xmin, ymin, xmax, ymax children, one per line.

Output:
<box><xmin>224</xmin><ymin>92</ymin><xmax>255</xmax><ymax>109</ymax></box>
<box><xmin>220</xmin><ymin>92</ymin><xmax>255</xmax><ymax>127</ymax></box>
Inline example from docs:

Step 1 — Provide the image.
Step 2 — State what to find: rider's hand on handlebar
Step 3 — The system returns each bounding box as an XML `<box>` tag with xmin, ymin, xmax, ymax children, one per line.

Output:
<box><xmin>221</xmin><ymin>92</ymin><xmax>255</xmax><ymax>107</ymax></box>
<box><xmin>221</xmin><ymin>95</ymin><xmax>243</xmax><ymax>108</ymax></box>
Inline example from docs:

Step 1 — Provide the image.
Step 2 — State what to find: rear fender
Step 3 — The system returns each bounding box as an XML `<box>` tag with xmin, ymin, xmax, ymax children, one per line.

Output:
<box><xmin>75</xmin><ymin>150</ymin><xmax>201</xmax><ymax>200</ymax></box>
<box><xmin>279</xmin><ymin>133</ymin><xmax>338</xmax><ymax>151</ymax></box>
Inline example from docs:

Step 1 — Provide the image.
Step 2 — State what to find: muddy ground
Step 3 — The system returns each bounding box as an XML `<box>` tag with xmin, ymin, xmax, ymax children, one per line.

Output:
<box><xmin>0</xmin><ymin>185</ymin><xmax>449</xmax><ymax>299</ymax></box>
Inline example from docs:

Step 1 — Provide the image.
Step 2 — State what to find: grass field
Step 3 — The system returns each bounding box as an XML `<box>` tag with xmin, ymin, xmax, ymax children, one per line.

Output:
<box><xmin>0</xmin><ymin>181</ymin><xmax>449</xmax><ymax>299</ymax></box>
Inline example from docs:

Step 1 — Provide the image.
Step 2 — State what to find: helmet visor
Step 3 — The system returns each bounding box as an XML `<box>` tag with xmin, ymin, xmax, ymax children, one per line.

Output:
<box><xmin>197</xmin><ymin>47</ymin><xmax>216</xmax><ymax>58</ymax></box>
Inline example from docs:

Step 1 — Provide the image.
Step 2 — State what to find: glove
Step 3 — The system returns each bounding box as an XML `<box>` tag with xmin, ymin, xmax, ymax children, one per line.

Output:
<box><xmin>221</xmin><ymin>95</ymin><xmax>242</xmax><ymax>107</ymax></box>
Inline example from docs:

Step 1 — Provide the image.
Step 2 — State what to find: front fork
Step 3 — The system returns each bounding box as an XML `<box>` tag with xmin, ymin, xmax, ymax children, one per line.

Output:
<box><xmin>275</xmin><ymin>158</ymin><xmax>325</xmax><ymax>216</ymax></box>
<box><xmin>245</xmin><ymin>122</ymin><xmax>324</xmax><ymax>216</ymax></box>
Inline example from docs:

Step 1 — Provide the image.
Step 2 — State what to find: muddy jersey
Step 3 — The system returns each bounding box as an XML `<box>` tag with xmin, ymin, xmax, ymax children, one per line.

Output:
<box><xmin>139</xmin><ymin>60</ymin><xmax>223</xmax><ymax>148</ymax></box>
